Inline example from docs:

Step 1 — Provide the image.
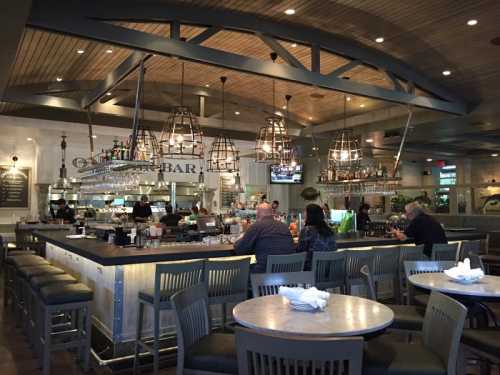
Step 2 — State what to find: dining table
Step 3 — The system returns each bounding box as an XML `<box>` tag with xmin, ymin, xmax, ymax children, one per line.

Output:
<box><xmin>233</xmin><ymin>294</ymin><xmax>394</xmax><ymax>337</ymax></box>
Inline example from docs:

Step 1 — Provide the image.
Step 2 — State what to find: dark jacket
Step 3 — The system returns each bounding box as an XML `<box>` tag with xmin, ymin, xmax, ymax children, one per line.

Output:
<box><xmin>234</xmin><ymin>216</ymin><xmax>295</xmax><ymax>273</ymax></box>
<box><xmin>297</xmin><ymin>226</ymin><xmax>337</xmax><ymax>269</ymax></box>
<box><xmin>404</xmin><ymin>213</ymin><xmax>447</xmax><ymax>257</ymax></box>
<box><xmin>55</xmin><ymin>205</ymin><xmax>76</xmax><ymax>224</ymax></box>
<box><xmin>160</xmin><ymin>213</ymin><xmax>183</xmax><ymax>227</ymax></box>
<box><xmin>132</xmin><ymin>202</ymin><xmax>152</xmax><ymax>221</ymax></box>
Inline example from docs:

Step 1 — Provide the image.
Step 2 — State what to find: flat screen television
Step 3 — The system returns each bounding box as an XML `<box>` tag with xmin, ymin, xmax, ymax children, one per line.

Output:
<box><xmin>270</xmin><ymin>164</ymin><xmax>304</xmax><ymax>184</ymax></box>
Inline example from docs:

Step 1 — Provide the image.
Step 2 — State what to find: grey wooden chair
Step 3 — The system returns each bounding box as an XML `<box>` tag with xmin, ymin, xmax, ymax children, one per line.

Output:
<box><xmin>204</xmin><ymin>257</ymin><xmax>250</xmax><ymax>327</ymax></box>
<box><xmin>431</xmin><ymin>243</ymin><xmax>459</xmax><ymax>261</ymax></box>
<box><xmin>344</xmin><ymin>249</ymin><xmax>374</xmax><ymax>295</ymax></box>
<box><xmin>364</xmin><ymin>291</ymin><xmax>468</xmax><ymax>375</ymax></box>
<box><xmin>458</xmin><ymin>239</ymin><xmax>481</xmax><ymax>261</ymax></box>
<box><xmin>171</xmin><ymin>283</ymin><xmax>237</xmax><ymax>375</ymax></box>
<box><xmin>235</xmin><ymin>325</ymin><xmax>363</xmax><ymax>375</ymax></box>
<box><xmin>133</xmin><ymin>260</ymin><xmax>205</xmax><ymax>375</ymax></box>
<box><xmin>250</xmin><ymin>271</ymin><xmax>314</xmax><ymax>298</ymax></box>
<box><xmin>404</xmin><ymin>260</ymin><xmax>456</xmax><ymax>306</ymax></box>
<box><xmin>265</xmin><ymin>252</ymin><xmax>306</xmax><ymax>273</ymax></box>
<box><xmin>398</xmin><ymin>244</ymin><xmax>426</xmax><ymax>303</ymax></box>
<box><xmin>311</xmin><ymin>251</ymin><xmax>346</xmax><ymax>292</ymax></box>
<box><xmin>462</xmin><ymin>327</ymin><xmax>500</xmax><ymax>375</ymax></box>
<box><xmin>361</xmin><ymin>264</ymin><xmax>424</xmax><ymax>332</ymax></box>
<box><xmin>371</xmin><ymin>247</ymin><xmax>400</xmax><ymax>301</ymax></box>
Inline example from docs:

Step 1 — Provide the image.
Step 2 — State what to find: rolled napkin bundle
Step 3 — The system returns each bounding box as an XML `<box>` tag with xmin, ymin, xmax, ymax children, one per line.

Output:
<box><xmin>444</xmin><ymin>258</ymin><xmax>484</xmax><ymax>282</ymax></box>
<box><xmin>278</xmin><ymin>286</ymin><xmax>330</xmax><ymax>310</ymax></box>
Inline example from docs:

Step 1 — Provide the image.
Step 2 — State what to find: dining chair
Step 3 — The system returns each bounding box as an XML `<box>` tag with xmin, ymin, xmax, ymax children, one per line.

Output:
<box><xmin>363</xmin><ymin>291</ymin><xmax>468</xmax><ymax>375</ymax></box>
<box><xmin>431</xmin><ymin>243</ymin><xmax>459</xmax><ymax>261</ymax></box>
<box><xmin>371</xmin><ymin>247</ymin><xmax>400</xmax><ymax>301</ymax></box>
<box><xmin>235</xmin><ymin>326</ymin><xmax>363</xmax><ymax>375</ymax></box>
<box><xmin>171</xmin><ymin>283</ymin><xmax>237</xmax><ymax>375</ymax></box>
<box><xmin>344</xmin><ymin>249</ymin><xmax>374</xmax><ymax>295</ymax></box>
<box><xmin>398</xmin><ymin>244</ymin><xmax>426</xmax><ymax>303</ymax></box>
<box><xmin>462</xmin><ymin>327</ymin><xmax>500</xmax><ymax>375</ymax></box>
<box><xmin>250</xmin><ymin>271</ymin><xmax>314</xmax><ymax>298</ymax></box>
<box><xmin>361</xmin><ymin>264</ymin><xmax>424</xmax><ymax>332</ymax></box>
<box><xmin>204</xmin><ymin>257</ymin><xmax>251</xmax><ymax>328</ymax></box>
<box><xmin>265</xmin><ymin>252</ymin><xmax>306</xmax><ymax>273</ymax></box>
<box><xmin>403</xmin><ymin>260</ymin><xmax>456</xmax><ymax>306</ymax></box>
<box><xmin>458</xmin><ymin>240</ymin><xmax>481</xmax><ymax>261</ymax></box>
<box><xmin>311</xmin><ymin>251</ymin><xmax>346</xmax><ymax>292</ymax></box>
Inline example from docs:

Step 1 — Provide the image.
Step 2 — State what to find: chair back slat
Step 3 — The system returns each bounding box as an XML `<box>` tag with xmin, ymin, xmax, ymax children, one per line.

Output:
<box><xmin>404</xmin><ymin>260</ymin><xmax>456</xmax><ymax>279</ymax></box>
<box><xmin>458</xmin><ymin>240</ymin><xmax>481</xmax><ymax>261</ymax></box>
<box><xmin>154</xmin><ymin>260</ymin><xmax>205</xmax><ymax>302</ymax></box>
<box><xmin>266</xmin><ymin>252</ymin><xmax>307</xmax><ymax>273</ymax></box>
<box><xmin>360</xmin><ymin>265</ymin><xmax>377</xmax><ymax>301</ymax></box>
<box><xmin>422</xmin><ymin>292</ymin><xmax>467</xmax><ymax>375</ymax></box>
<box><xmin>205</xmin><ymin>257</ymin><xmax>250</xmax><ymax>302</ymax></box>
<box><xmin>311</xmin><ymin>251</ymin><xmax>346</xmax><ymax>292</ymax></box>
<box><xmin>431</xmin><ymin>243</ymin><xmax>459</xmax><ymax>261</ymax></box>
<box><xmin>250</xmin><ymin>272</ymin><xmax>314</xmax><ymax>298</ymax></box>
<box><xmin>235</xmin><ymin>326</ymin><xmax>363</xmax><ymax>375</ymax></box>
<box><xmin>371</xmin><ymin>247</ymin><xmax>399</xmax><ymax>278</ymax></box>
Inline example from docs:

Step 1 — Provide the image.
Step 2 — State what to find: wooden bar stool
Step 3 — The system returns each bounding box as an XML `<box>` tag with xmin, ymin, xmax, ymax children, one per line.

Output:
<box><xmin>3</xmin><ymin>251</ymin><xmax>36</xmax><ymax>307</ymax></box>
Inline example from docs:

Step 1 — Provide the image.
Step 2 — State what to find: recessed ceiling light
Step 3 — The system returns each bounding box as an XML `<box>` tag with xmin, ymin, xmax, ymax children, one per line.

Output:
<box><xmin>205</xmin><ymin>84</ymin><xmax>210</xmax><ymax>87</ymax></box>
<box><xmin>467</xmin><ymin>19</ymin><xmax>478</xmax><ymax>26</ymax></box>
<box><xmin>492</xmin><ymin>153</ymin><xmax>498</xmax><ymax>157</ymax></box>
<box><xmin>442</xmin><ymin>70</ymin><xmax>451</xmax><ymax>76</ymax></box>
<box><xmin>375</xmin><ymin>37</ymin><xmax>384</xmax><ymax>43</ymax></box>
<box><xmin>76</xmin><ymin>49</ymin><xmax>85</xmax><ymax>54</ymax></box>
<box><xmin>346</xmin><ymin>96</ymin><xmax>352</xmax><ymax>101</ymax></box>
<box><xmin>26</xmin><ymin>137</ymin><xmax>33</xmax><ymax>141</ymax></box>
<box><xmin>105</xmin><ymin>49</ymin><xmax>113</xmax><ymax>54</ymax></box>
<box><xmin>282</xmin><ymin>105</ymin><xmax>287</xmax><ymax>110</ymax></box>
<box><xmin>234</xmin><ymin>111</ymin><xmax>240</xmax><ymax>115</ymax></box>
<box><xmin>92</xmin><ymin>135</ymin><xmax>97</xmax><ymax>139</ymax></box>
<box><xmin>308</xmin><ymin>116</ymin><xmax>313</xmax><ymax>120</ymax></box>
<box><xmin>284</xmin><ymin>8</ymin><xmax>296</xmax><ymax>15</ymax></box>
<box><xmin>426</xmin><ymin>158</ymin><xmax>433</xmax><ymax>162</ymax></box>
<box><xmin>56</xmin><ymin>77</ymin><xmax>63</xmax><ymax>82</ymax></box>
<box><xmin>291</xmin><ymin>43</ymin><xmax>297</xmax><ymax>48</ymax></box>
<box><xmin>360</xmin><ymin>104</ymin><xmax>365</xmax><ymax>108</ymax></box>
<box><xmin>106</xmin><ymin>92</ymin><xmax>112</xmax><ymax>96</ymax></box>
<box><xmin>366</xmin><ymin>138</ymin><xmax>374</xmax><ymax>143</ymax></box>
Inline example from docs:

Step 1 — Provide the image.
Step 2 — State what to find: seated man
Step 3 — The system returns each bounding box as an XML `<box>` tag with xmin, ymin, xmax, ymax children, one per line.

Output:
<box><xmin>234</xmin><ymin>202</ymin><xmax>295</xmax><ymax>273</ymax></box>
<box><xmin>160</xmin><ymin>205</ymin><xmax>183</xmax><ymax>227</ymax></box>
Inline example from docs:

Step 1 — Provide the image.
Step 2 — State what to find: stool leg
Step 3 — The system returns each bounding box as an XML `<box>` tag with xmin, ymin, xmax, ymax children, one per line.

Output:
<box><xmin>153</xmin><ymin>304</ymin><xmax>160</xmax><ymax>375</ymax></box>
<box><xmin>133</xmin><ymin>301</ymin><xmax>145</xmax><ymax>374</ymax></box>
<box><xmin>42</xmin><ymin>306</ymin><xmax>51</xmax><ymax>375</ymax></box>
<box><xmin>222</xmin><ymin>303</ymin><xmax>227</xmax><ymax>329</ymax></box>
<box><xmin>82</xmin><ymin>305</ymin><xmax>91</xmax><ymax>372</ymax></box>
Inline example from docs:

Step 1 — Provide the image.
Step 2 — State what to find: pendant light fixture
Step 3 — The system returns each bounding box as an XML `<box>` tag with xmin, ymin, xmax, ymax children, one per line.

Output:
<box><xmin>327</xmin><ymin>94</ymin><xmax>362</xmax><ymax>176</ymax></box>
<box><xmin>207</xmin><ymin>76</ymin><xmax>240</xmax><ymax>172</ymax></box>
<box><xmin>278</xmin><ymin>94</ymin><xmax>298</xmax><ymax>168</ymax></box>
<box><xmin>255</xmin><ymin>53</ymin><xmax>290</xmax><ymax>163</ymax></box>
<box><xmin>52</xmin><ymin>134</ymin><xmax>73</xmax><ymax>190</ymax></box>
<box><xmin>160</xmin><ymin>62</ymin><xmax>204</xmax><ymax>159</ymax></box>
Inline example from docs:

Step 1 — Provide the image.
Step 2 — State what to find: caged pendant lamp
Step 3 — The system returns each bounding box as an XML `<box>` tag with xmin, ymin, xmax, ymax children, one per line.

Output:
<box><xmin>277</xmin><ymin>94</ymin><xmax>298</xmax><ymax>168</ymax></box>
<box><xmin>207</xmin><ymin>76</ymin><xmax>240</xmax><ymax>173</ymax></box>
<box><xmin>160</xmin><ymin>62</ymin><xmax>203</xmax><ymax>159</ymax></box>
<box><xmin>255</xmin><ymin>53</ymin><xmax>290</xmax><ymax>163</ymax></box>
<box><xmin>327</xmin><ymin>94</ymin><xmax>362</xmax><ymax>174</ymax></box>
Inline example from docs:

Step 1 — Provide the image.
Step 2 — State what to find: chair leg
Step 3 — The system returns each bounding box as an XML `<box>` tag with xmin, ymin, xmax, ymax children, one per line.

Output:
<box><xmin>133</xmin><ymin>301</ymin><xmax>145</xmax><ymax>375</ymax></box>
<box><xmin>153</xmin><ymin>306</ymin><xmax>160</xmax><ymax>375</ymax></box>
<box><xmin>82</xmin><ymin>305</ymin><xmax>91</xmax><ymax>372</ymax></box>
<box><xmin>222</xmin><ymin>303</ymin><xmax>227</xmax><ymax>329</ymax></box>
<box><xmin>42</xmin><ymin>306</ymin><xmax>51</xmax><ymax>375</ymax></box>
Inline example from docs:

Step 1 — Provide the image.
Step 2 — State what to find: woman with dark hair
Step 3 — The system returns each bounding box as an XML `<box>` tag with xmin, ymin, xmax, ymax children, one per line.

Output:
<box><xmin>297</xmin><ymin>203</ymin><xmax>337</xmax><ymax>269</ymax></box>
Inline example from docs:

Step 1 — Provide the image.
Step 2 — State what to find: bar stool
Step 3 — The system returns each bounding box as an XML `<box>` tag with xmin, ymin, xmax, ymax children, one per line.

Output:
<box><xmin>3</xmin><ymin>251</ymin><xmax>36</xmax><ymax>307</ymax></box>
<box><xmin>133</xmin><ymin>260</ymin><xmax>205</xmax><ymax>375</ymax></box>
<box><xmin>38</xmin><ymin>283</ymin><xmax>93</xmax><ymax>375</ymax></box>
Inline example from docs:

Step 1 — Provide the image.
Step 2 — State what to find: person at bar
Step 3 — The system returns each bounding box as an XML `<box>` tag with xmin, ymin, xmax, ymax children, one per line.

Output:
<box><xmin>132</xmin><ymin>195</ymin><xmax>152</xmax><ymax>223</ymax></box>
<box><xmin>234</xmin><ymin>202</ymin><xmax>295</xmax><ymax>273</ymax></box>
<box><xmin>357</xmin><ymin>203</ymin><xmax>372</xmax><ymax>232</ymax></box>
<box><xmin>160</xmin><ymin>204</ymin><xmax>182</xmax><ymax>227</ymax></box>
<box><xmin>392</xmin><ymin>201</ymin><xmax>447</xmax><ymax>257</ymax></box>
<box><xmin>189</xmin><ymin>205</ymin><xmax>200</xmax><ymax>220</ymax></box>
<box><xmin>297</xmin><ymin>203</ymin><xmax>336</xmax><ymax>270</ymax></box>
<box><xmin>54</xmin><ymin>198</ymin><xmax>76</xmax><ymax>224</ymax></box>
<box><xmin>271</xmin><ymin>200</ymin><xmax>279</xmax><ymax>215</ymax></box>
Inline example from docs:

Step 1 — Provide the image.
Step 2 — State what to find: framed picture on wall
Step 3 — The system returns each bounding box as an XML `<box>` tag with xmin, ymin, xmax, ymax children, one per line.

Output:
<box><xmin>0</xmin><ymin>166</ymin><xmax>31</xmax><ymax>208</ymax></box>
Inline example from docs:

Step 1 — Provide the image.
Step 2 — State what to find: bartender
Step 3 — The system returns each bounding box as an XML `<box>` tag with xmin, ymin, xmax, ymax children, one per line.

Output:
<box><xmin>160</xmin><ymin>205</ymin><xmax>182</xmax><ymax>227</ymax></box>
<box><xmin>356</xmin><ymin>203</ymin><xmax>371</xmax><ymax>232</ymax></box>
<box><xmin>132</xmin><ymin>195</ymin><xmax>152</xmax><ymax>222</ymax></box>
<box><xmin>392</xmin><ymin>201</ymin><xmax>447</xmax><ymax>257</ymax></box>
<box><xmin>55</xmin><ymin>198</ymin><xmax>76</xmax><ymax>224</ymax></box>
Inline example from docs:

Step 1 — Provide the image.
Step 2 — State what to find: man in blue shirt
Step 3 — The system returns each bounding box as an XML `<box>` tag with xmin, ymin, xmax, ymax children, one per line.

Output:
<box><xmin>234</xmin><ymin>203</ymin><xmax>295</xmax><ymax>272</ymax></box>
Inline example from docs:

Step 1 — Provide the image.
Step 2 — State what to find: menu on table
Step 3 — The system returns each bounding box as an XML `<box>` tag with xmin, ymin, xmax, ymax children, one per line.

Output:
<box><xmin>0</xmin><ymin>167</ymin><xmax>30</xmax><ymax>208</ymax></box>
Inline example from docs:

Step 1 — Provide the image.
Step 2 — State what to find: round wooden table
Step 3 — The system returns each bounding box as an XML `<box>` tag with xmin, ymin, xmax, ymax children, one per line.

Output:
<box><xmin>408</xmin><ymin>273</ymin><xmax>500</xmax><ymax>298</ymax></box>
<box><xmin>233</xmin><ymin>294</ymin><xmax>394</xmax><ymax>337</ymax></box>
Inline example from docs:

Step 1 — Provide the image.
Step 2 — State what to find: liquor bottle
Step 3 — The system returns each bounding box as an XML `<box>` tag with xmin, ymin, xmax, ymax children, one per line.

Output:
<box><xmin>376</xmin><ymin>162</ymin><xmax>384</xmax><ymax>178</ymax></box>
<box><xmin>120</xmin><ymin>141</ymin><xmax>125</xmax><ymax>160</ymax></box>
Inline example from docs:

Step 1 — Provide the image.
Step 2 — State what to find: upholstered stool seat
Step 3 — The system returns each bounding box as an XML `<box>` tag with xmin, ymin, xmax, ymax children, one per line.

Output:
<box><xmin>40</xmin><ymin>283</ymin><xmax>93</xmax><ymax>305</ymax></box>
<box><xmin>19</xmin><ymin>265</ymin><xmax>65</xmax><ymax>280</ymax></box>
<box><xmin>31</xmin><ymin>274</ymin><xmax>77</xmax><ymax>291</ymax></box>
<box><xmin>185</xmin><ymin>333</ymin><xmax>238</xmax><ymax>374</ymax></box>
<box><xmin>12</xmin><ymin>255</ymin><xmax>49</xmax><ymax>268</ymax></box>
<box><xmin>5</xmin><ymin>251</ymin><xmax>36</xmax><ymax>263</ymax></box>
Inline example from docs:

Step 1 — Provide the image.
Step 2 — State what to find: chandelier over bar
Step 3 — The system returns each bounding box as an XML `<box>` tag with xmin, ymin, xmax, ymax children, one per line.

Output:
<box><xmin>207</xmin><ymin>76</ymin><xmax>240</xmax><ymax>172</ymax></box>
<box><xmin>160</xmin><ymin>62</ymin><xmax>204</xmax><ymax>159</ymax></box>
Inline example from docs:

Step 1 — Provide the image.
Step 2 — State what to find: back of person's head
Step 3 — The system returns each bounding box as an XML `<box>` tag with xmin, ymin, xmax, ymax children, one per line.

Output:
<box><xmin>405</xmin><ymin>201</ymin><xmax>423</xmax><ymax>219</ymax></box>
<box><xmin>191</xmin><ymin>205</ymin><xmax>199</xmax><ymax>215</ymax></box>
<box><xmin>359</xmin><ymin>203</ymin><xmax>370</xmax><ymax>212</ymax></box>
<box><xmin>199</xmin><ymin>208</ymin><xmax>209</xmax><ymax>215</ymax></box>
<box><xmin>57</xmin><ymin>198</ymin><xmax>66</xmax><ymax>206</ymax></box>
<box><xmin>305</xmin><ymin>203</ymin><xmax>333</xmax><ymax>237</ymax></box>
<box><xmin>166</xmin><ymin>205</ymin><xmax>173</xmax><ymax>214</ymax></box>
<box><xmin>256</xmin><ymin>203</ymin><xmax>273</xmax><ymax>221</ymax></box>
<box><xmin>141</xmin><ymin>195</ymin><xmax>149</xmax><ymax>202</ymax></box>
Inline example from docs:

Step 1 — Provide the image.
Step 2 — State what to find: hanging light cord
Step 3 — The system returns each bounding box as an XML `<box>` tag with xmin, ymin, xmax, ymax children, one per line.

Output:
<box><xmin>221</xmin><ymin>76</ymin><xmax>227</xmax><ymax>130</ymax></box>
<box><xmin>180</xmin><ymin>62</ymin><xmax>185</xmax><ymax>106</ymax></box>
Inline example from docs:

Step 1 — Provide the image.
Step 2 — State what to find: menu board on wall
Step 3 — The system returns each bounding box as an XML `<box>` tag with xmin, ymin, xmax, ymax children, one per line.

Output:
<box><xmin>0</xmin><ymin>167</ymin><xmax>30</xmax><ymax>208</ymax></box>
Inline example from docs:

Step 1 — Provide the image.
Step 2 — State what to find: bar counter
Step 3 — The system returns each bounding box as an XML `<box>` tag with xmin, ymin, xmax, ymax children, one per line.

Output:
<box><xmin>35</xmin><ymin>230</ymin><xmax>486</xmax><ymax>266</ymax></box>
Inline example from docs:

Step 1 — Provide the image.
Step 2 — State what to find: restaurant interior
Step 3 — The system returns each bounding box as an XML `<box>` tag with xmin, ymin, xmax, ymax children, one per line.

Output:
<box><xmin>1</xmin><ymin>1</ymin><xmax>500</xmax><ymax>374</ymax></box>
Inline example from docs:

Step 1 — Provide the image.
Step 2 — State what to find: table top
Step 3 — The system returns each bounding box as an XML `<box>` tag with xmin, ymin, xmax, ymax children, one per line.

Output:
<box><xmin>409</xmin><ymin>273</ymin><xmax>500</xmax><ymax>298</ymax></box>
<box><xmin>233</xmin><ymin>294</ymin><xmax>394</xmax><ymax>337</ymax></box>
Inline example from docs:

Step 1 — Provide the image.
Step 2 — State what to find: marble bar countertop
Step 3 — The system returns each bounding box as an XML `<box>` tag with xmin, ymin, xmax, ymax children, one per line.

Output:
<box><xmin>35</xmin><ymin>230</ymin><xmax>486</xmax><ymax>267</ymax></box>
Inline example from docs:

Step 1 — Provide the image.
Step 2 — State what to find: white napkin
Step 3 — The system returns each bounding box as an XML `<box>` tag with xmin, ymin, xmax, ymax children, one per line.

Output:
<box><xmin>278</xmin><ymin>286</ymin><xmax>330</xmax><ymax>310</ymax></box>
<box><xmin>444</xmin><ymin>258</ymin><xmax>484</xmax><ymax>281</ymax></box>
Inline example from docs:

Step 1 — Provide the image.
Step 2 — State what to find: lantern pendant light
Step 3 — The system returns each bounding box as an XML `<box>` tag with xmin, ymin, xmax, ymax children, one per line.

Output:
<box><xmin>255</xmin><ymin>53</ymin><xmax>290</xmax><ymax>163</ymax></box>
<box><xmin>278</xmin><ymin>94</ymin><xmax>297</xmax><ymax>168</ymax></box>
<box><xmin>207</xmin><ymin>76</ymin><xmax>240</xmax><ymax>173</ymax></box>
<box><xmin>160</xmin><ymin>62</ymin><xmax>204</xmax><ymax>159</ymax></box>
<box><xmin>327</xmin><ymin>94</ymin><xmax>362</xmax><ymax>176</ymax></box>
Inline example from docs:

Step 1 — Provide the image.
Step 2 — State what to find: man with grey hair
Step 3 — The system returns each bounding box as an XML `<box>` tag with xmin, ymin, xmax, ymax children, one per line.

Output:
<box><xmin>393</xmin><ymin>201</ymin><xmax>447</xmax><ymax>257</ymax></box>
<box><xmin>234</xmin><ymin>202</ymin><xmax>295</xmax><ymax>272</ymax></box>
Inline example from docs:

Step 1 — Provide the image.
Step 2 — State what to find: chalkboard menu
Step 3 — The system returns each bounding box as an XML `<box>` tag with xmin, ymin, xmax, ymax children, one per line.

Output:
<box><xmin>0</xmin><ymin>167</ymin><xmax>30</xmax><ymax>208</ymax></box>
